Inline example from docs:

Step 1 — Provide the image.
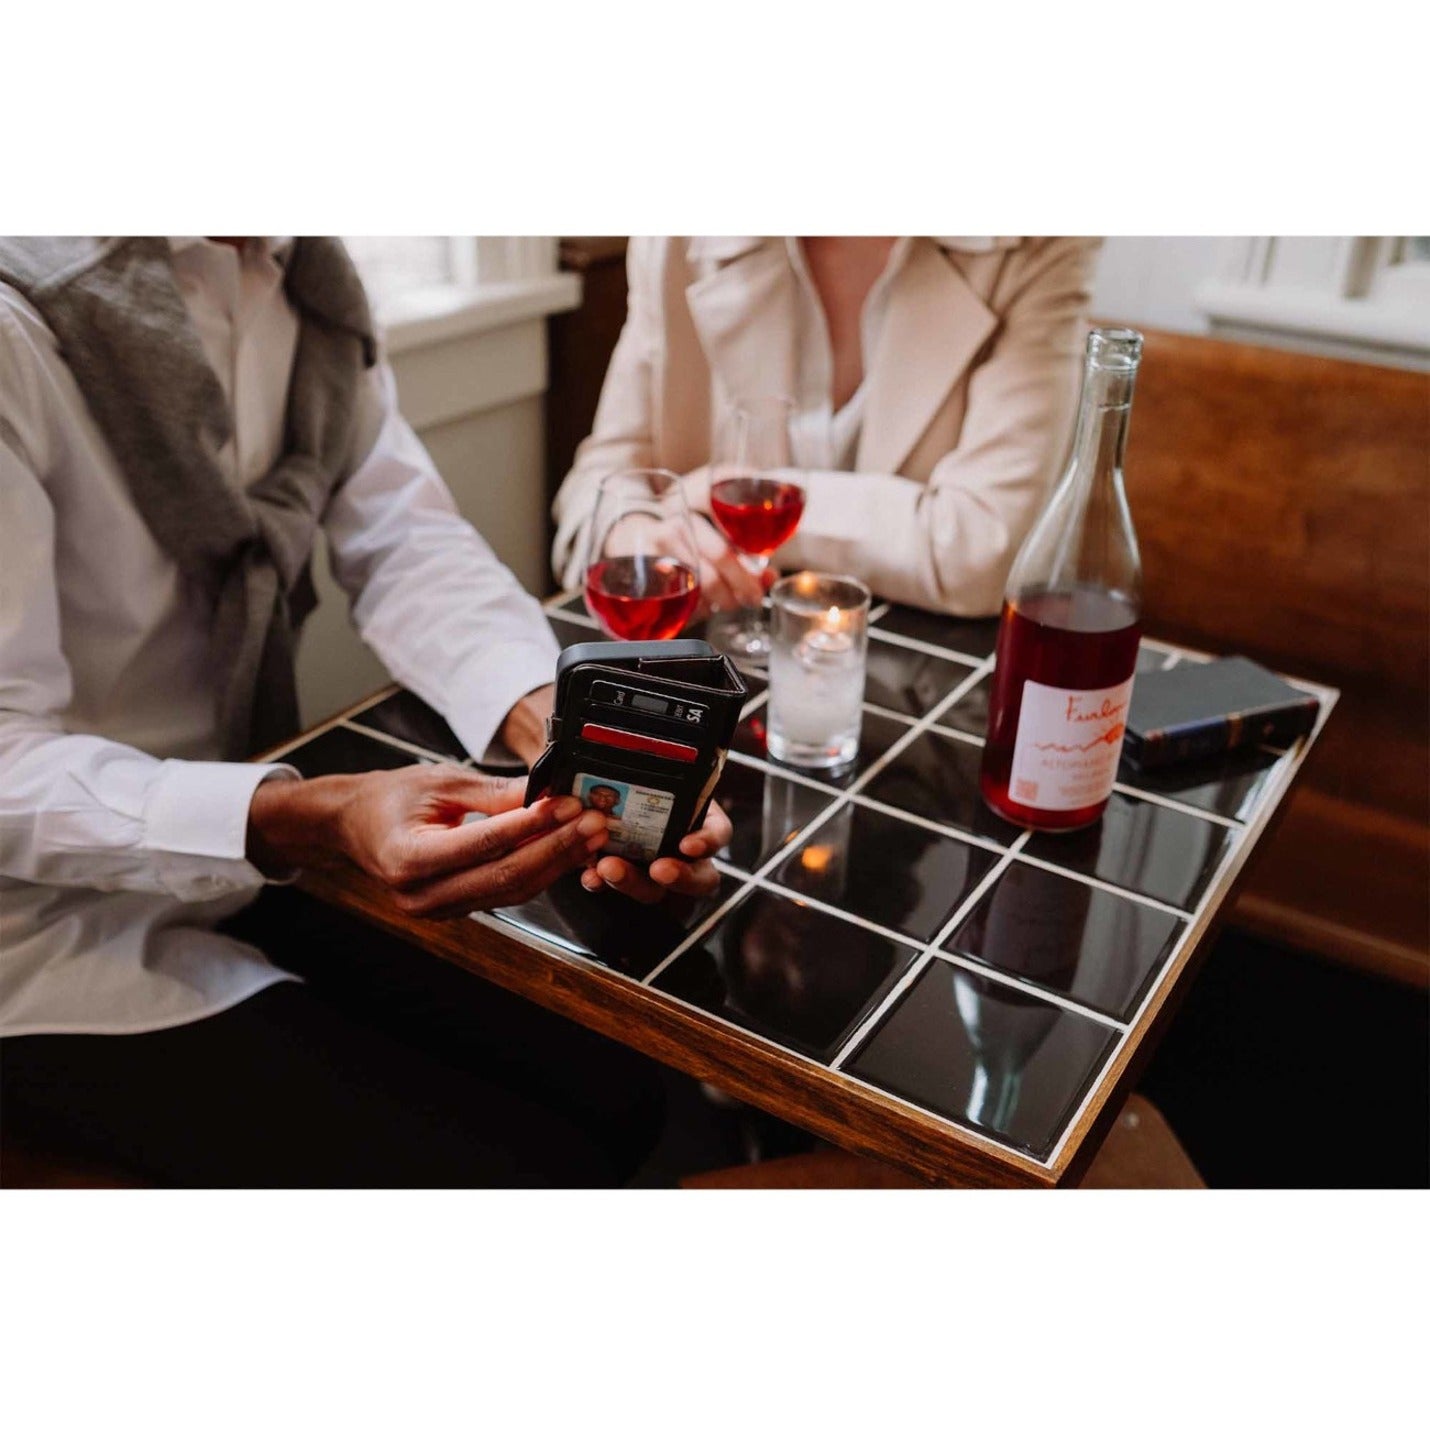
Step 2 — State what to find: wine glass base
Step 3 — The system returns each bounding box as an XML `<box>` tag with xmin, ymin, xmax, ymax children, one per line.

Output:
<box><xmin>707</xmin><ymin>609</ymin><xmax>773</xmax><ymax>672</ymax></box>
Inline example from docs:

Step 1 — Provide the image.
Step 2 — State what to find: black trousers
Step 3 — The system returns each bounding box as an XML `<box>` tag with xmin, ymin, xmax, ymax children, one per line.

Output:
<box><xmin>0</xmin><ymin>887</ymin><xmax>664</xmax><ymax>1188</ymax></box>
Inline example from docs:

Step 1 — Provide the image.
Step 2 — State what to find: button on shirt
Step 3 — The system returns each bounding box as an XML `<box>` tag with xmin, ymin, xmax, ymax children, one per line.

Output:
<box><xmin>0</xmin><ymin>238</ymin><xmax>559</xmax><ymax>1036</ymax></box>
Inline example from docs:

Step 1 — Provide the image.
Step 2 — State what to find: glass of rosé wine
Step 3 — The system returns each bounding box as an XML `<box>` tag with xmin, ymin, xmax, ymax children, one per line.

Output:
<box><xmin>583</xmin><ymin>469</ymin><xmax>702</xmax><ymax>641</ymax></box>
<box><xmin>707</xmin><ymin>395</ymin><xmax>804</xmax><ymax>670</ymax></box>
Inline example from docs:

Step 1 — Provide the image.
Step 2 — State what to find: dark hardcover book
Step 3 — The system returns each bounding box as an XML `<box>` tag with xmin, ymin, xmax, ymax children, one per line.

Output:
<box><xmin>1123</xmin><ymin>656</ymin><xmax>1320</xmax><ymax>770</ymax></box>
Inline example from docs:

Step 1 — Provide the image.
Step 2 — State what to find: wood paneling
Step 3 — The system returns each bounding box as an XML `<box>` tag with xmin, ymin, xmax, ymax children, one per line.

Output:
<box><xmin>1120</xmin><ymin>328</ymin><xmax>1429</xmax><ymax>983</ymax></box>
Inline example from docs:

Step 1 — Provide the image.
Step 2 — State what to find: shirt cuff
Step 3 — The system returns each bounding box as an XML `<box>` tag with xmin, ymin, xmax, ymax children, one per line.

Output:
<box><xmin>144</xmin><ymin>760</ymin><xmax>301</xmax><ymax>901</ymax></box>
<box><xmin>441</xmin><ymin>637</ymin><xmax>560</xmax><ymax>765</ymax></box>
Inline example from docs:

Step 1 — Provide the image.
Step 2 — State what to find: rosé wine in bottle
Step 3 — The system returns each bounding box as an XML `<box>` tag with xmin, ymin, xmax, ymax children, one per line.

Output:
<box><xmin>981</xmin><ymin>328</ymin><xmax>1145</xmax><ymax>832</ymax></box>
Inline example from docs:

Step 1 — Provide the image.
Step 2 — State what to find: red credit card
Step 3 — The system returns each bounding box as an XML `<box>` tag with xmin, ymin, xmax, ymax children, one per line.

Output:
<box><xmin>579</xmin><ymin>722</ymin><xmax>699</xmax><ymax>763</ymax></box>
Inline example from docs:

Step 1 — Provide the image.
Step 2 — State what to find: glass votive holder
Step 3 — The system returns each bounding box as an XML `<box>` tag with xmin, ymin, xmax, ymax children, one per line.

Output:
<box><xmin>766</xmin><ymin>572</ymin><xmax>871</xmax><ymax>772</ymax></box>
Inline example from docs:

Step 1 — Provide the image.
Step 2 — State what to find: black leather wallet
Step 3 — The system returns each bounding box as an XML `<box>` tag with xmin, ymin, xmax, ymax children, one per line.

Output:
<box><xmin>524</xmin><ymin>640</ymin><xmax>748</xmax><ymax>862</ymax></box>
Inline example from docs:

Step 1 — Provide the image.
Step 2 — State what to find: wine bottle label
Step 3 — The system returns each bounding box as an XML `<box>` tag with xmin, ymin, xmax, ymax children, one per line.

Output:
<box><xmin>1008</xmin><ymin>676</ymin><xmax>1135</xmax><ymax>812</ymax></box>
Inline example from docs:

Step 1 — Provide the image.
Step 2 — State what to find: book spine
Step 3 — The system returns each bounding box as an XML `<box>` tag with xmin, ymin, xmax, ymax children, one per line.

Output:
<box><xmin>1127</xmin><ymin>704</ymin><xmax>1317</xmax><ymax>770</ymax></box>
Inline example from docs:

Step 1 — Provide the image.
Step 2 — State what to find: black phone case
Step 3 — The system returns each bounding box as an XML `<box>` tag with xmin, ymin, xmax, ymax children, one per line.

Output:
<box><xmin>524</xmin><ymin>641</ymin><xmax>747</xmax><ymax>862</ymax></box>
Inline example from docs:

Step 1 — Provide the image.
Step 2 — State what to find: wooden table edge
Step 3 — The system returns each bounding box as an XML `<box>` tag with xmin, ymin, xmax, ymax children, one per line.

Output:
<box><xmin>296</xmin><ymin>862</ymin><xmax>1054</xmax><ymax>1189</ymax></box>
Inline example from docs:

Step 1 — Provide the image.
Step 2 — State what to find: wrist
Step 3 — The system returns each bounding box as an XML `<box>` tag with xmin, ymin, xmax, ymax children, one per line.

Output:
<box><xmin>500</xmin><ymin>685</ymin><xmax>554</xmax><ymax>768</ymax></box>
<box><xmin>246</xmin><ymin>774</ymin><xmax>359</xmax><ymax>877</ymax></box>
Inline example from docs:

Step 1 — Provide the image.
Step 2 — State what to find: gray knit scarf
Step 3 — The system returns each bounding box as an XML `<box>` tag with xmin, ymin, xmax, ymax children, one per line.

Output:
<box><xmin>0</xmin><ymin>236</ymin><xmax>377</xmax><ymax>758</ymax></box>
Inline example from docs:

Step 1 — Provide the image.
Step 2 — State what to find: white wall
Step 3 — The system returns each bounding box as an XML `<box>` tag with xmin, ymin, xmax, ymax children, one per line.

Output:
<box><xmin>1092</xmin><ymin>237</ymin><xmax>1239</xmax><ymax>333</ymax></box>
<box><xmin>1091</xmin><ymin>236</ymin><xmax>1430</xmax><ymax>370</ymax></box>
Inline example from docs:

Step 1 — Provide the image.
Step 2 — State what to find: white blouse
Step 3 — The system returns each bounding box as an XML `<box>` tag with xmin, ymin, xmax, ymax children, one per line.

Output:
<box><xmin>783</xmin><ymin>236</ymin><xmax>914</xmax><ymax>472</ymax></box>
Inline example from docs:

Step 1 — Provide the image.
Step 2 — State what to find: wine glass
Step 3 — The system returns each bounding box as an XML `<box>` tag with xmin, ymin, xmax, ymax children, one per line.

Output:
<box><xmin>584</xmin><ymin>468</ymin><xmax>702</xmax><ymax>640</ymax></box>
<box><xmin>707</xmin><ymin>395</ymin><xmax>803</xmax><ymax>669</ymax></box>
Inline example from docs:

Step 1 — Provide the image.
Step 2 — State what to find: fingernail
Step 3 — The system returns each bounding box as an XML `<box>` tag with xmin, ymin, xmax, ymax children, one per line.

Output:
<box><xmin>605</xmin><ymin>864</ymin><xmax>625</xmax><ymax>885</ymax></box>
<box><xmin>576</xmin><ymin>810</ymin><xmax>606</xmax><ymax>838</ymax></box>
<box><xmin>585</xmin><ymin>831</ymin><xmax>609</xmax><ymax>853</ymax></box>
<box><xmin>552</xmin><ymin>796</ymin><xmax>582</xmax><ymax>821</ymax></box>
<box><xmin>650</xmin><ymin>863</ymin><xmax>677</xmax><ymax>885</ymax></box>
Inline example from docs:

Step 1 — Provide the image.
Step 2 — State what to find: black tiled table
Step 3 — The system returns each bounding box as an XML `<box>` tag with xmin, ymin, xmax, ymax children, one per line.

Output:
<box><xmin>861</xmin><ymin>727</ymin><xmax>1017</xmax><ymax>847</ymax></box>
<box><xmin>1117</xmin><ymin>746</ymin><xmax>1283</xmax><ymax>823</ymax></box>
<box><xmin>1023</xmin><ymin>792</ymin><xmax>1237</xmax><ymax>913</ymax></box>
<box><xmin>845</xmin><ymin>958</ymin><xmax>1119</xmax><ymax>1158</ymax></box>
<box><xmin>267</xmin><ymin>590</ymin><xmax>1336</xmax><ymax>1187</ymax></box>
<box><xmin>864</xmin><ymin>637</ymin><xmax>978</xmax><ymax>718</ymax></box>
<box><xmin>652</xmin><ymin>887</ymin><xmax>916</xmax><ymax>1063</ymax></box>
<box><xmin>709</xmin><ymin>758</ymin><xmax>837</xmax><ymax>873</ymax></box>
<box><xmin>283</xmin><ymin>724</ymin><xmax>428</xmax><ymax>778</ymax></box>
<box><xmin>493</xmin><ymin>872</ymin><xmax>746</xmax><ymax>982</ymax></box>
<box><xmin>941</xmin><ymin>859</ymin><xmax>1185</xmax><ymax>1021</ymax></box>
<box><xmin>874</xmin><ymin>603</ymin><xmax>1000</xmax><ymax>661</ymax></box>
<box><xmin>351</xmin><ymin>689</ymin><xmax>467</xmax><ymax>762</ymax></box>
<box><xmin>771</xmin><ymin>801</ymin><xmax>1001</xmax><ymax>944</ymax></box>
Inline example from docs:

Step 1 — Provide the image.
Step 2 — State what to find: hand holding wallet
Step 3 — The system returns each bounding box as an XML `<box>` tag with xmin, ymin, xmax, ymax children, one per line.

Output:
<box><xmin>524</xmin><ymin>640</ymin><xmax>748</xmax><ymax>863</ymax></box>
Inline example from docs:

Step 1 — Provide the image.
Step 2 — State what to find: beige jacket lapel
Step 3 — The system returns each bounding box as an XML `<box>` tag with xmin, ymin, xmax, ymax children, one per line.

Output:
<box><xmin>684</xmin><ymin>237</ymin><xmax>800</xmax><ymax>416</ymax></box>
<box><xmin>858</xmin><ymin>239</ymin><xmax>1000</xmax><ymax>475</ymax></box>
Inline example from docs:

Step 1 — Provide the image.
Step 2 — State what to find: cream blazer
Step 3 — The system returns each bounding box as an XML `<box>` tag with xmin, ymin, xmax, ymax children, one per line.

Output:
<box><xmin>552</xmin><ymin>235</ymin><xmax>1102</xmax><ymax>616</ymax></box>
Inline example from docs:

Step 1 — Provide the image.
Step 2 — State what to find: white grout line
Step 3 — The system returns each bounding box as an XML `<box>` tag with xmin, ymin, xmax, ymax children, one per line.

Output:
<box><xmin>847</xmin><ymin>792</ymin><xmax>1013</xmax><ymax>858</ymax></box>
<box><xmin>925</xmin><ymin>946</ymin><xmax>1127</xmax><ymax>1030</ymax></box>
<box><xmin>829</xmin><ymin>951</ymin><xmax>937</xmax><ymax>1071</ymax></box>
<box><xmin>827</xmin><ymin>829</ymin><xmax>1030</xmax><ymax>1071</ymax></box>
<box><xmin>637</xmin><ymin>942</ymin><xmax>1050</xmax><ymax>1169</ymax></box>
<box><xmin>869</xmin><ymin>626</ymin><xmax>986</xmax><ymax>667</ymax></box>
<box><xmin>1107</xmin><ymin>781</ymin><xmax>1242</xmax><ymax>828</ymax></box>
<box><xmin>928</xmin><ymin>830</ymin><xmax>1033</xmax><ymax>948</ymax></box>
<box><xmin>925</xmin><ymin>723</ymin><xmax>986</xmax><ymax>748</ymax></box>
<box><xmin>641</xmin><ymin>783</ymin><xmax>866</xmax><ymax>988</ymax></box>
<box><xmin>740</xmin><ymin>875</ymin><xmax>930</xmax><ymax>951</ymax></box>
<box><xmin>638</xmin><ymin>873</ymin><xmax>760</xmax><ymax>988</ymax></box>
<box><xmin>1007</xmin><ymin>849</ymin><xmax>1196</xmax><ymax>921</ymax></box>
<box><xmin>339</xmin><ymin>720</ymin><xmax>451</xmax><ymax>764</ymax></box>
<box><xmin>725</xmin><ymin>748</ymin><xmax>854</xmax><ymax>797</ymax></box>
<box><xmin>260</xmin><ymin>689</ymin><xmax>394</xmax><ymax>762</ymax></box>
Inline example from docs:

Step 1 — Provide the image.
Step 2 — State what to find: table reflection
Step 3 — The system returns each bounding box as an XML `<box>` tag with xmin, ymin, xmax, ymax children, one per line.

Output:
<box><xmin>653</xmin><ymin>883</ymin><xmax>915</xmax><ymax>1062</ymax></box>
<box><xmin>952</xmin><ymin>968</ymin><xmax>1062</xmax><ymax>1133</ymax></box>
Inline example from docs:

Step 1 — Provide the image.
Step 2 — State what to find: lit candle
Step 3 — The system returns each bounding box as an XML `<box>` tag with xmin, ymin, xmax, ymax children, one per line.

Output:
<box><xmin>767</xmin><ymin>575</ymin><xmax>869</xmax><ymax>769</ymax></box>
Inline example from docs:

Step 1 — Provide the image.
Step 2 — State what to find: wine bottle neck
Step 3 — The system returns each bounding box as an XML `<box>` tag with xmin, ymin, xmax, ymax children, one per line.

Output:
<box><xmin>1068</xmin><ymin>360</ymin><xmax>1136</xmax><ymax>486</ymax></box>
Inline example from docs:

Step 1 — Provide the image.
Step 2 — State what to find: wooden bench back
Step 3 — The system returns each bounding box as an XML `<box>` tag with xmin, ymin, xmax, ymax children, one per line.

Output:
<box><xmin>1121</xmin><ymin>328</ymin><xmax>1430</xmax><ymax>701</ymax></box>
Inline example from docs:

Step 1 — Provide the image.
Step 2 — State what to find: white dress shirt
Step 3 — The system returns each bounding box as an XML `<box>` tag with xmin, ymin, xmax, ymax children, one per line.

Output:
<box><xmin>0</xmin><ymin>237</ymin><xmax>559</xmax><ymax>1037</ymax></box>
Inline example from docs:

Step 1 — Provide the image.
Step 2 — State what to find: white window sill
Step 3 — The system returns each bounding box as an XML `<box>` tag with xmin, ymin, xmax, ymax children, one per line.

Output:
<box><xmin>377</xmin><ymin>272</ymin><xmax>581</xmax><ymax>356</ymax></box>
<box><xmin>1196</xmin><ymin>280</ymin><xmax>1430</xmax><ymax>361</ymax></box>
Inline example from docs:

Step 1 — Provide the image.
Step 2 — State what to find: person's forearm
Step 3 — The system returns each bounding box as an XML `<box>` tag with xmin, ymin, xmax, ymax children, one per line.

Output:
<box><xmin>246</xmin><ymin>774</ymin><xmax>360</xmax><ymax>879</ymax></box>
<box><xmin>499</xmin><ymin>684</ymin><xmax>554</xmax><ymax>768</ymax></box>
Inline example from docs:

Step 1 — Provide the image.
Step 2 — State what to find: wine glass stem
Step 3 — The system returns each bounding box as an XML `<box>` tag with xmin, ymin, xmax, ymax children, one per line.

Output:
<box><xmin>743</xmin><ymin>554</ymin><xmax>770</xmax><ymax>635</ymax></box>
